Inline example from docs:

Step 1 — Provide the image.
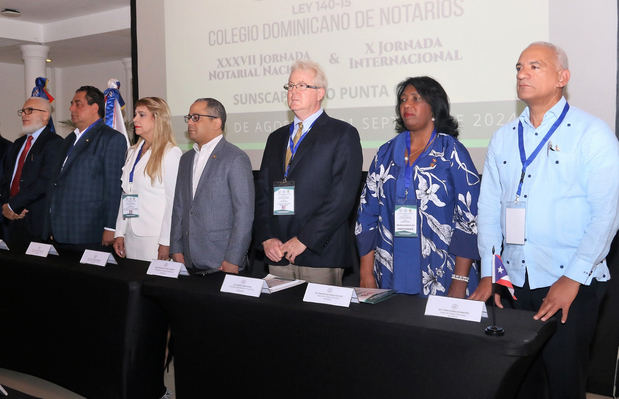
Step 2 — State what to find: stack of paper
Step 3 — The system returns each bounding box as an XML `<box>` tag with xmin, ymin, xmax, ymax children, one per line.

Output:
<box><xmin>352</xmin><ymin>287</ymin><xmax>395</xmax><ymax>304</ymax></box>
<box><xmin>262</xmin><ymin>274</ymin><xmax>305</xmax><ymax>294</ymax></box>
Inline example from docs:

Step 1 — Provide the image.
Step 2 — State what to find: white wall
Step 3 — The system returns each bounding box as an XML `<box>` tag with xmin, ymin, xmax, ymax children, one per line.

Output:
<box><xmin>550</xmin><ymin>0</ymin><xmax>617</xmax><ymax>131</ymax></box>
<box><xmin>0</xmin><ymin>62</ymin><xmax>27</xmax><ymax>141</ymax></box>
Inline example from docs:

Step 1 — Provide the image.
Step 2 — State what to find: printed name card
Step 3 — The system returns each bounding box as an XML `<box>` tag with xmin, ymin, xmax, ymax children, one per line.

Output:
<box><xmin>26</xmin><ymin>242</ymin><xmax>59</xmax><ymax>257</ymax></box>
<box><xmin>80</xmin><ymin>249</ymin><xmax>117</xmax><ymax>267</ymax></box>
<box><xmin>146</xmin><ymin>260</ymin><xmax>184</xmax><ymax>278</ymax></box>
<box><xmin>303</xmin><ymin>283</ymin><xmax>355</xmax><ymax>308</ymax></box>
<box><xmin>220</xmin><ymin>274</ymin><xmax>264</xmax><ymax>297</ymax></box>
<box><xmin>0</xmin><ymin>240</ymin><xmax>9</xmax><ymax>251</ymax></box>
<box><xmin>424</xmin><ymin>295</ymin><xmax>484</xmax><ymax>322</ymax></box>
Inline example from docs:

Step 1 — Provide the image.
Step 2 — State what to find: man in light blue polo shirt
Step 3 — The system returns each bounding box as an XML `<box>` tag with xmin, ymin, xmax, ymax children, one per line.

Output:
<box><xmin>471</xmin><ymin>42</ymin><xmax>619</xmax><ymax>399</ymax></box>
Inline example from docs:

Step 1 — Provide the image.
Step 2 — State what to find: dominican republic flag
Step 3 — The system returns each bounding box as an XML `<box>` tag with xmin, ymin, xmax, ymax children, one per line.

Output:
<box><xmin>103</xmin><ymin>78</ymin><xmax>130</xmax><ymax>147</ymax></box>
<box><xmin>493</xmin><ymin>254</ymin><xmax>516</xmax><ymax>300</ymax></box>
<box><xmin>31</xmin><ymin>77</ymin><xmax>56</xmax><ymax>133</ymax></box>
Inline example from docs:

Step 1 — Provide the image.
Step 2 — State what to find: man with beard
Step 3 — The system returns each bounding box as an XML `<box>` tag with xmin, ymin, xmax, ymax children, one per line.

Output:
<box><xmin>0</xmin><ymin>97</ymin><xmax>62</xmax><ymax>252</ymax></box>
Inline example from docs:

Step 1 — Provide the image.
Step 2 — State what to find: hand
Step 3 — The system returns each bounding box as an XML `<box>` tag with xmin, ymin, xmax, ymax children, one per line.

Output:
<box><xmin>113</xmin><ymin>237</ymin><xmax>126</xmax><ymax>258</ymax></box>
<box><xmin>172</xmin><ymin>253</ymin><xmax>185</xmax><ymax>265</ymax></box>
<box><xmin>219</xmin><ymin>260</ymin><xmax>239</xmax><ymax>274</ymax></box>
<box><xmin>2</xmin><ymin>203</ymin><xmax>28</xmax><ymax>220</ymax></box>
<box><xmin>102</xmin><ymin>230</ymin><xmax>115</xmax><ymax>246</ymax></box>
<box><xmin>281</xmin><ymin>237</ymin><xmax>307</xmax><ymax>264</ymax></box>
<box><xmin>534</xmin><ymin>276</ymin><xmax>580</xmax><ymax>323</ymax></box>
<box><xmin>262</xmin><ymin>238</ymin><xmax>284</xmax><ymax>263</ymax></box>
<box><xmin>359</xmin><ymin>274</ymin><xmax>377</xmax><ymax>289</ymax></box>
<box><xmin>447</xmin><ymin>280</ymin><xmax>467</xmax><ymax>299</ymax></box>
<box><xmin>157</xmin><ymin>245</ymin><xmax>170</xmax><ymax>260</ymax></box>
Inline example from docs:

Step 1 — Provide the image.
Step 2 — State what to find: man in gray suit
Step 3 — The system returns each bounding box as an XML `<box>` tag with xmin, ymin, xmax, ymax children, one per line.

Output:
<box><xmin>170</xmin><ymin>98</ymin><xmax>254</xmax><ymax>274</ymax></box>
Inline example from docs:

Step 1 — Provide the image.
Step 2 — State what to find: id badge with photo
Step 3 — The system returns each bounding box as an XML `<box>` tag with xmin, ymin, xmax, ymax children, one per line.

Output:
<box><xmin>394</xmin><ymin>204</ymin><xmax>417</xmax><ymax>237</ymax></box>
<box><xmin>273</xmin><ymin>180</ymin><xmax>294</xmax><ymax>215</ymax></box>
<box><xmin>122</xmin><ymin>194</ymin><xmax>139</xmax><ymax>218</ymax></box>
<box><xmin>505</xmin><ymin>200</ymin><xmax>526</xmax><ymax>245</ymax></box>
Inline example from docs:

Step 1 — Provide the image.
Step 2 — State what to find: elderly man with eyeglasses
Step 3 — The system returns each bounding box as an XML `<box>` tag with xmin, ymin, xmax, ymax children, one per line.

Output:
<box><xmin>254</xmin><ymin>60</ymin><xmax>363</xmax><ymax>286</ymax></box>
<box><xmin>169</xmin><ymin>97</ymin><xmax>254</xmax><ymax>274</ymax></box>
<box><xmin>0</xmin><ymin>97</ymin><xmax>62</xmax><ymax>252</ymax></box>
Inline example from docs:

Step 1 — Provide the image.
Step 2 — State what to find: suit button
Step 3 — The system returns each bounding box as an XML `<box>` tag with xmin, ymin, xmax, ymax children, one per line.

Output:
<box><xmin>53</xmin><ymin>183</ymin><xmax>58</xmax><ymax>187</ymax></box>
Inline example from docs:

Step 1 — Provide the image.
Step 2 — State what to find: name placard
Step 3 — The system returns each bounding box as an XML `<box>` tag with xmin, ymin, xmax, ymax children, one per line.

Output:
<box><xmin>25</xmin><ymin>242</ymin><xmax>59</xmax><ymax>257</ymax></box>
<box><xmin>80</xmin><ymin>249</ymin><xmax>117</xmax><ymax>267</ymax></box>
<box><xmin>424</xmin><ymin>295</ymin><xmax>484</xmax><ymax>322</ymax></box>
<box><xmin>303</xmin><ymin>283</ymin><xmax>354</xmax><ymax>308</ymax></box>
<box><xmin>220</xmin><ymin>274</ymin><xmax>264</xmax><ymax>297</ymax></box>
<box><xmin>146</xmin><ymin>260</ymin><xmax>184</xmax><ymax>278</ymax></box>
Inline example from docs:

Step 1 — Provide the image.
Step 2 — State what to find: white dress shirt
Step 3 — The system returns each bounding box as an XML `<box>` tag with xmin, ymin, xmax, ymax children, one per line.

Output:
<box><xmin>192</xmin><ymin>134</ymin><xmax>223</xmax><ymax>198</ymax></box>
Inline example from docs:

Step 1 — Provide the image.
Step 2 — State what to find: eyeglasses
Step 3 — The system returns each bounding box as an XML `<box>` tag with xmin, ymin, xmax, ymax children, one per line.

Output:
<box><xmin>283</xmin><ymin>83</ymin><xmax>321</xmax><ymax>91</ymax></box>
<box><xmin>184</xmin><ymin>114</ymin><xmax>219</xmax><ymax>123</ymax></box>
<box><xmin>17</xmin><ymin>107</ymin><xmax>48</xmax><ymax>117</ymax></box>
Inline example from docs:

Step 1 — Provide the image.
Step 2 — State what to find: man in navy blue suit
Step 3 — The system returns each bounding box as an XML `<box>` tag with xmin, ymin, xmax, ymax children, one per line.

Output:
<box><xmin>255</xmin><ymin>60</ymin><xmax>362</xmax><ymax>285</ymax></box>
<box><xmin>0</xmin><ymin>97</ymin><xmax>62</xmax><ymax>252</ymax></box>
<box><xmin>45</xmin><ymin>86</ymin><xmax>127</xmax><ymax>253</ymax></box>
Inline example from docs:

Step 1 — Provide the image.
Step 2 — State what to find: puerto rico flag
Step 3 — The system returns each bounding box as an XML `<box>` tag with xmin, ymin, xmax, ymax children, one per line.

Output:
<box><xmin>493</xmin><ymin>254</ymin><xmax>516</xmax><ymax>300</ymax></box>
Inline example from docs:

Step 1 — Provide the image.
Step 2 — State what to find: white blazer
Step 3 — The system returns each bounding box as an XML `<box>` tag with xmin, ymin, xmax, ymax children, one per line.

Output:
<box><xmin>115</xmin><ymin>143</ymin><xmax>182</xmax><ymax>245</ymax></box>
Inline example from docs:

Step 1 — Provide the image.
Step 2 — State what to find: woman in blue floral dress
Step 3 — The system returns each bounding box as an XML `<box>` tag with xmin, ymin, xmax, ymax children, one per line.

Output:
<box><xmin>356</xmin><ymin>76</ymin><xmax>480</xmax><ymax>297</ymax></box>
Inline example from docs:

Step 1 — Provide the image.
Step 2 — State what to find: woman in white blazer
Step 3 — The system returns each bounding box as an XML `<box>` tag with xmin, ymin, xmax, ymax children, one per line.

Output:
<box><xmin>113</xmin><ymin>97</ymin><xmax>182</xmax><ymax>261</ymax></box>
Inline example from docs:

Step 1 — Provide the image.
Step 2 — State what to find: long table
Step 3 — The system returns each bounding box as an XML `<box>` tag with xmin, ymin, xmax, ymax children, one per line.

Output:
<box><xmin>0</xmin><ymin>252</ymin><xmax>168</xmax><ymax>399</ymax></box>
<box><xmin>143</xmin><ymin>273</ymin><xmax>557</xmax><ymax>399</ymax></box>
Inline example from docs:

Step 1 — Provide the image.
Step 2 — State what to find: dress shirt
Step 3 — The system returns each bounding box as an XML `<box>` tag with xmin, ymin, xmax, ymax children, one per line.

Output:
<box><xmin>192</xmin><ymin>134</ymin><xmax>223</xmax><ymax>198</ymax></box>
<box><xmin>478</xmin><ymin>97</ymin><xmax>619</xmax><ymax>289</ymax></box>
<box><xmin>10</xmin><ymin>127</ymin><xmax>44</xmax><ymax>184</ymax></box>
<box><xmin>292</xmin><ymin>108</ymin><xmax>324</xmax><ymax>140</ymax></box>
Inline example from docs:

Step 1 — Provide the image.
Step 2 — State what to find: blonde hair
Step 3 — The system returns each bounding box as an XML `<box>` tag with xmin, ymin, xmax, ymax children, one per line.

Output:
<box><xmin>133</xmin><ymin>97</ymin><xmax>176</xmax><ymax>184</ymax></box>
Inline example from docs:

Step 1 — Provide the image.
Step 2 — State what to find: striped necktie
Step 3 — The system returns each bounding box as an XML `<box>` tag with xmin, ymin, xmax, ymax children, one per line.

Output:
<box><xmin>285</xmin><ymin>122</ymin><xmax>303</xmax><ymax>168</ymax></box>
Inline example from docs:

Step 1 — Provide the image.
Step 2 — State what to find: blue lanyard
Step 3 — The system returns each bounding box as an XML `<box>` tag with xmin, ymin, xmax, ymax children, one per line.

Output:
<box><xmin>284</xmin><ymin>120</ymin><xmax>316</xmax><ymax>178</ymax></box>
<box><xmin>403</xmin><ymin>130</ymin><xmax>436</xmax><ymax>198</ymax></box>
<box><xmin>129</xmin><ymin>142</ymin><xmax>145</xmax><ymax>183</ymax></box>
<box><xmin>516</xmin><ymin>102</ymin><xmax>569</xmax><ymax>198</ymax></box>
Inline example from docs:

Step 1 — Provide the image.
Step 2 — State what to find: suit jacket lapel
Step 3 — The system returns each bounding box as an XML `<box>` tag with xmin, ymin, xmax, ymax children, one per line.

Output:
<box><xmin>286</xmin><ymin>112</ymin><xmax>327</xmax><ymax>176</ymax></box>
<box><xmin>59</xmin><ymin>123</ymin><xmax>98</xmax><ymax>175</ymax></box>
<box><xmin>193</xmin><ymin>137</ymin><xmax>226</xmax><ymax>201</ymax></box>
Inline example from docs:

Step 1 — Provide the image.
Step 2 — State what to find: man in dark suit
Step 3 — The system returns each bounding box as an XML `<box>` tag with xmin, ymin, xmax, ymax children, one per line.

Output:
<box><xmin>170</xmin><ymin>98</ymin><xmax>254</xmax><ymax>274</ymax></box>
<box><xmin>0</xmin><ymin>97</ymin><xmax>62</xmax><ymax>252</ymax></box>
<box><xmin>45</xmin><ymin>86</ymin><xmax>127</xmax><ymax>253</ymax></box>
<box><xmin>254</xmin><ymin>60</ymin><xmax>362</xmax><ymax>285</ymax></box>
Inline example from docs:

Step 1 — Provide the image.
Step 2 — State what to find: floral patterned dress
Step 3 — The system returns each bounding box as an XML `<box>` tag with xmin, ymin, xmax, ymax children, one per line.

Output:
<box><xmin>356</xmin><ymin>132</ymin><xmax>481</xmax><ymax>296</ymax></box>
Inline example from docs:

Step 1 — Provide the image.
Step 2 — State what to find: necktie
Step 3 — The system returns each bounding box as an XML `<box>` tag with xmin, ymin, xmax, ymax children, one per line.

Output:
<box><xmin>285</xmin><ymin>122</ymin><xmax>303</xmax><ymax>167</ymax></box>
<box><xmin>10</xmin><ymin>135</ymin><xmax>33</xmax><ymax>197</ymax></box>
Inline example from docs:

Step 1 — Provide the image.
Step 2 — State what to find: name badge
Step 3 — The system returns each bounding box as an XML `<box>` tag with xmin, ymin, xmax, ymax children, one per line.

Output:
<box><xmin>122</xmin><ymin>194</ymin><xmax>139</xmax><ymax>218</ymax></box>
<box><xmin>273</xmin><ymin>180</ymin><xmax>294</xmax><ymax>215</ymax></box>
<box><xmin>394</xmin><ymin>205</ymin><xmax>417</xmax><ymax>237</ymax></box>
<box><xmin>505</xmin><ymin>200</ymin><xmax>526</xmax><ymax>245</ymax></box>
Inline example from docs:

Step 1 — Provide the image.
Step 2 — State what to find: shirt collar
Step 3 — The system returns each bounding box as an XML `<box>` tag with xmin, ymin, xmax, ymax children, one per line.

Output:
<box><xmin>28</xmin><ymin>126</ymin><xmax>45</xmax><ymax>142</ymax></box>
<box><xmin>293</xmin><ymin>108</ymin><xmax>323</xmax><ymax>135</ymax></box>
<box><xmin>519</xmin><ymin>96</ymin><xmax>567</xmax><ymax>129</ymax></box>
<box><xmin>193</xmin><ymin>134</ymin><xmax>223</xmax><ymax>153</ymax></box>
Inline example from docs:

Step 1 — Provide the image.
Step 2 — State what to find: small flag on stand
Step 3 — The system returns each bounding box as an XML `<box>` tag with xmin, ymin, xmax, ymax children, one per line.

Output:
<box><xmin>492</xmin><ymin>254</ymin><xmax>516</xmax><ymax>300</ymax></box>
<box><xmin>103</xmin><ymin>78</ymin><xmax>130</xmax><ymax>147</ymax></box>
<box><xmin>31</xmin><ymin>77</ymin><xmax>56</xmax><ymax>133</ymax></box>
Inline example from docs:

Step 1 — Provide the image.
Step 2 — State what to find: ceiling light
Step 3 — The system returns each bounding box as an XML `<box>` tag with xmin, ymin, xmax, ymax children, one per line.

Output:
<box><xmin>46</xmin><ymin>58</ymin><xmax>52</xmax><ymax>63</ymax></box>
<box><xmin>0</xmin><ymin>8</ymin><xmax>21</xmax><ymax>17</ymax></box>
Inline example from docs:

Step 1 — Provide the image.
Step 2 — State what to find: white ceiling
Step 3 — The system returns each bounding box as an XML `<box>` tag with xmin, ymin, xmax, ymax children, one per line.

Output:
<box><xmin>0</xmin><ymin>0</ymin><xmax>131</xmax><ymax>67</ymax></box>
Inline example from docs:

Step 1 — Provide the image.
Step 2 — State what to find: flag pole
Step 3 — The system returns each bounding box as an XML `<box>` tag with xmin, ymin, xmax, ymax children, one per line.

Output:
<box><xmin>485</xmin><ymin>246</ymin><xmax>504</xmax><ymax>336</ymax></box>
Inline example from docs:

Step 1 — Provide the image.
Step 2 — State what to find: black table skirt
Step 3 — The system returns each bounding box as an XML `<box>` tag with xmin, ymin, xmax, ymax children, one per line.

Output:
<box><xmin>143</xmin><ymin>273</ymin><xmax>556</xmax><ymax>399</ymax></box>
<box><xmin>0</xmin><ymin>252</ymin><xmax>168</xmax><ymax>399</ymax></box>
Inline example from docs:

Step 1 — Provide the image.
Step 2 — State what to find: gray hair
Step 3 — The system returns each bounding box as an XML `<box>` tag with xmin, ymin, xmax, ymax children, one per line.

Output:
<box><xmin>26</xmin><ymin>96</ymin><xmax>52</xmax><ymax>113</ymax></box>
<box><xmin>290</xmin><ymin>60</ymin><xmax>328</xmax><ymax>92</ymax></box>
<box><xmin>528</xmin><ymin>41</ymin><xmax>569</xmax><ymax>70</ymax></box>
